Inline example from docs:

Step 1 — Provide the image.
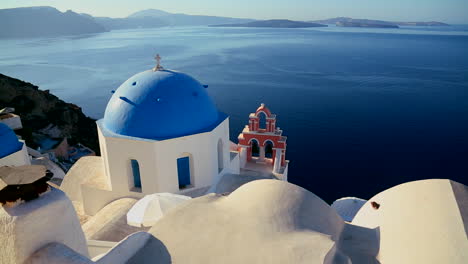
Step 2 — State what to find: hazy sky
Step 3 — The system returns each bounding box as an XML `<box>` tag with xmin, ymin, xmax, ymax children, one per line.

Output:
<box><xmin>1</xmin><ymin>0</ymin><xmax>467</xmax><ymax>23</ymax></box>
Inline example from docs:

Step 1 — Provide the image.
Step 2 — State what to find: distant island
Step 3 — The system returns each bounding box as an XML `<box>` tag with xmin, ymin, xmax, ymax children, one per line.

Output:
<box><xmin>311</xmin><ymin>17</ymin><xmax>449</xmax><ymax>28</ymax></box>
<box><xmin>395</xmin><ymin>21</ymin><xmax>450</xmax><ymax>26</ymax></box>
<box><xmin>336</xmin><ymin>21</ymin><xmax>399</xmax><ymax>29</ymax></box>
<box><xmin>211</xmin><ymin>19</ymin><xmax>327</xmax><ymax>28</ymax></box>
<box><xmin>0</xmin><ymin>7</ymin><xmax>451</xmax><ymax>39</ymax></box>
<box><xmin>0</xmin><ymin>6</ymin><xmax>108</xmax><ymax>38</ymax></box>
<box><xmin>0</xmin><ymin>7</ymin><xmax>254</xmax><ymax>38</ymax></box>
<box><xmin>87</xmin><ymin>9</ymin><xmax>255</xmax><ymax>30</ymax></box>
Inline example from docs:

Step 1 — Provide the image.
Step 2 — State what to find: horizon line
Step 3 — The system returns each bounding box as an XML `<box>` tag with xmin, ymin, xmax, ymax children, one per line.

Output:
<box><xmin>0</xmin><ymin>5</ymin><xmax>464</xmax><ymax>24</ymax></box>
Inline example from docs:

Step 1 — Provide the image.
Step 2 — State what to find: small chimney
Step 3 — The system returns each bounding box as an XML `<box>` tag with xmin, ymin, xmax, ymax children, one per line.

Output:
<box><xmin>0</xmin><ymin>165</ymin><xmax>52</xmax><ymax>207</ymax></box>
<box><xmin>0</xmin><ymin>165</ymin><xmax>89</xmax><ymax>263</ymax></box>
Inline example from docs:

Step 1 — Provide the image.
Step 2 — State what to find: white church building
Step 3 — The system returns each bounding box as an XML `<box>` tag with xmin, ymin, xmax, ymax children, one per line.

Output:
<box><xmin>61</xmin><ymin>58</ymin><xmax>291</xmax><ymax>216</ymax></box>
<box><xmin>97</xmin><ymin>63</ymin><xmax>237</xmax><ymax>196</ymax></box>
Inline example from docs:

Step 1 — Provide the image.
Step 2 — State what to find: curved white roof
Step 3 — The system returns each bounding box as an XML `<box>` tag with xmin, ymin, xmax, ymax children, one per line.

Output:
<box><xmin>127</xmin><ymin>179</ymin><xmax>348</xmax><ymax>264</ymax></box>
<box><xmin>352</xmin><ymin>179</ymin><xmax>468</xmax><ymax>264</ymax></box>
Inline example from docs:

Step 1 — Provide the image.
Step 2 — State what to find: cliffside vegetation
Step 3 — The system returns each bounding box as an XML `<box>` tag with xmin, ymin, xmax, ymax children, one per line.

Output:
<box><xmin>0</xmin><ymin>74</ymin><xmax>99</xmax><ymax>154</ymax></box>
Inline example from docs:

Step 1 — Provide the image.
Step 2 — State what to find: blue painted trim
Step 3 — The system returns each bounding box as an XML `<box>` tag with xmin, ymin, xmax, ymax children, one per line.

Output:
<box><xmin>177</xmin><ymin>156</ymin><xmax>191</xmax><ymax>187</ymax></box>
<box><xmin>131</xmin><ymin>159</ymin><xmax>141</xmax><ymax>188</ymax></box>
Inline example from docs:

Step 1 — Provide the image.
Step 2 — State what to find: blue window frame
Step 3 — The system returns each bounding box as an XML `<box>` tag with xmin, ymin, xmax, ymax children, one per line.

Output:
<box><xmin>177</xmin><ymin>156</ymin><xmax>191</xmax><ymax>188</ymax></box>
<box><xmin>131</xmin><ymin>159</ymin><xmax>141</xmax><ymax>188</ymax></box>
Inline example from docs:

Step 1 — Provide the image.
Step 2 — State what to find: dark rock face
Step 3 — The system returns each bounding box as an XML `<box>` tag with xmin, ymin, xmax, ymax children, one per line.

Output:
<box><xmin>0</xmin><ymin>74</ymin><xmax>99</xmax><ymax>154</ymax></box>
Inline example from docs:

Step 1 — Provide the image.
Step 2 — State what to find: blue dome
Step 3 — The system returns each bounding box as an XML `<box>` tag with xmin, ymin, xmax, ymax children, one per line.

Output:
<box><xmin>0</xmin><ymin>123</ymin><xmax>23</xmax><ymax>158</ymax></box>
<box><xmin>103</xmin><ymin>69</ymin><xmax>222</xmax><ymax>140</ymax></box>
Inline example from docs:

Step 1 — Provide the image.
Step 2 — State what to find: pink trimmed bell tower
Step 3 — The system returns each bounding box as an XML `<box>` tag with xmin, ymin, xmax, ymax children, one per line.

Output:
<box><xmin>237</xmin><ymin>104</ymin><xmax>288</xmax><ymax>177</ymax></box>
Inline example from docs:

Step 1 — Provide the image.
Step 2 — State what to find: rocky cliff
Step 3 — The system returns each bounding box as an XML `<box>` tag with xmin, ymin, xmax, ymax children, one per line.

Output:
<box><xmin>0</xmin><ymin>74</ymin><xmax>99</xmax><ymax>154</ymax></box>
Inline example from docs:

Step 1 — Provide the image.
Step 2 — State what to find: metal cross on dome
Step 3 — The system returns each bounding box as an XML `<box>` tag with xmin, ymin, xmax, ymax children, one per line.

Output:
<box><xmin>153</xmin><ymin>54</ymin><xmax>164</xmax><ymax>71</ymax></box>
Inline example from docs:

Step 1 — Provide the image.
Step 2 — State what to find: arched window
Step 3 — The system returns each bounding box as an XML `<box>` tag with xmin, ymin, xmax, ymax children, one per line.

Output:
<box><xmin>257</xmin><ymin>112</ymin><xmax>267</xmax><ymax>129</ymax></box>
<box><xmin>177</xmin><ymin>155</ymin><xmax>192</xmax><ymax>189</ymax></box>
<box><xmin>217</xmin><ymin>139</ymin><xmax>224</xmax><ymax>173</ymax></box>
<box><xmin>251</xmin><ymin>139</ymin><xmax>260</xmax><ymax>157</ymax></box>
<box><xmin>130</xmin><ymin>159</ymin><xmax>141</xmax><ymax>189</ymax></box>
<box><xmin>265</xmin><ymin>141</ymin><xmax>274</xmax><ymax>159</ymax></box>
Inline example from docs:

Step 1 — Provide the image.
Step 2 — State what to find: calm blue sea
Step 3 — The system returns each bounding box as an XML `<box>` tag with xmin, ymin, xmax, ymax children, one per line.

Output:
<box><xmin>1</xmin><ymin>25</ymin><xmax>467</xmax><ymax>202</ymax></box>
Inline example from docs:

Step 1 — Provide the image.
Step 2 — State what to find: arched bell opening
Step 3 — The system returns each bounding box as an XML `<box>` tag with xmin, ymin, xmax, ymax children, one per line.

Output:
<box><xmin>250</xmin><ymin>139</ymin><xmax>260</xmax><ymax>158</ymax></box>
<box><xmin>264</xmin><ymin>141</ymin><xmax>274</xmax><ymax>159</ymax></box>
